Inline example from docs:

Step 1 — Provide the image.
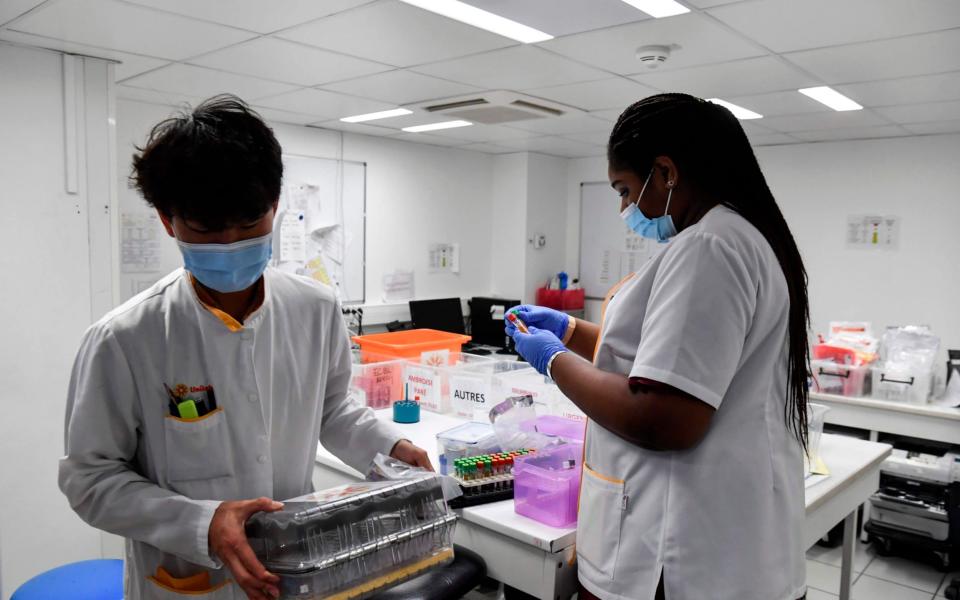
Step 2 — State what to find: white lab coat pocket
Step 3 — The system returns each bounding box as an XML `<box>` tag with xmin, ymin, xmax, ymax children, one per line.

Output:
<box><xmin>163</xmin><ymin>408</ymin><xmax>235</xmax><ymax>483</ymax></box>
<box><xmin>577</xmin><ymin>463</ymin><xmax>625</xmax><ymax>581</ymax></box>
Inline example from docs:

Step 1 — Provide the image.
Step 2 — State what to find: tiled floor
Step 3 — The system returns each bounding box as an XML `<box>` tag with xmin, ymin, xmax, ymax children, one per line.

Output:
<box><xmin>805</xmin><ymin>539</ymin><xmax>958</xmax><ymax>600</ymax></box>
<box><xmin>464</xmin><ymin>542</ymin><xmax>960</xmax><ymax>599</ymax></box>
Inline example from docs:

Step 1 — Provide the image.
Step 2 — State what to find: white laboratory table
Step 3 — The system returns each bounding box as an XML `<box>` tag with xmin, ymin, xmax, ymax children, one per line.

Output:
<box><xmin>811</xmin><ymin>391</ymin><xmax>960</xmax><ymax>444</ymax></box>
<box><xmin>315</xmin><ymin>411</ymin><xmax>890</xmax><ymax>600</ymax></box>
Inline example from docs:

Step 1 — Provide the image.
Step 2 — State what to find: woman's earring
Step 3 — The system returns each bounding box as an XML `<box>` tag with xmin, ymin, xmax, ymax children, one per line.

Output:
<box><xmin>667</xmin><ymin>180</ymin><xmax>675</xmax><ymax>188</ymax></box>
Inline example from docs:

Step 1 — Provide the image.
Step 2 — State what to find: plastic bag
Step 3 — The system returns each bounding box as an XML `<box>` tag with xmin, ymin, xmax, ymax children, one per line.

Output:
<box><xmin>488</xmin><ymin>394</ymin><xmax>554</xmax><ymax>451</ymax></box>
<box><xmin>880</xmin><ymin>325</ymin><xmax>940</xmax><ymax>371</ymax></box>
<box><xmin>365</xmin><ymin>453</ymin><xmax>463</xmax><ymax>502</ymax></box>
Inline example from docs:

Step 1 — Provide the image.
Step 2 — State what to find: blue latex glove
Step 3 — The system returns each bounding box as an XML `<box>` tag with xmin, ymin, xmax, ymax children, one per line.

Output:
<box><xmin>504</xmin><ymin>304</ymin><xmax>569</xmax><ymax>340</ymax></box>
<box><xmin>510</xmin><ymin>326</ymin><xmax>568</xmax><ymax>377</ymax></box>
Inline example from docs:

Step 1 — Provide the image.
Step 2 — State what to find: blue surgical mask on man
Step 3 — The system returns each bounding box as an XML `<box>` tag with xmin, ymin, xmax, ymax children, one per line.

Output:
<box><xmin>177</xmin><ymin>232</ymin><xmax>273</xmax><ymax>293</ymax></box>
<box><xmin>620</xmin><ymin>168</ymin><xmax>678</xmax><ymax>243</ymax></box>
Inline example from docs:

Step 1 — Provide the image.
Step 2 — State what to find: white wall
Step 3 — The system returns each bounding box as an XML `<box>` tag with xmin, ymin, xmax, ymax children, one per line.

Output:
<box><xmin>564</xmin><ymin>135</ymin><xmax>960</xmax><ymax>374</ymax></box>
<box><xmin>524</xmin><ymin>153</ymin><xmax>569</xmax><ymax>303</ymax></box>
<box><xmin>117</xmin><ymin>100</ymin><xmax>497</xmax><ymax>323</ymax></box>
<box><xmin>0</xmin><ymin>44</ymin><xmax>116</xmax><ymax>598</ymax></box>
<box><xmin>490</xmin><ymin>153</ymin><xmax>528</xmax><ymax>300</ymax></box>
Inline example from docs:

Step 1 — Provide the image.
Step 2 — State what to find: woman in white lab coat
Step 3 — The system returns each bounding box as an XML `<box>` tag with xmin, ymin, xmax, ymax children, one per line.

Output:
<box><xmin>508</xmin><ymin>94</ymin><xmax>810</xmax><ymax>600</ymax></box>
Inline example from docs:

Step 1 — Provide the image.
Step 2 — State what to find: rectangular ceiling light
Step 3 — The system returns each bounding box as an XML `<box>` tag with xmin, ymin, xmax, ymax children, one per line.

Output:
<box><xmin>398</xmin><ymin>0</ymin><xmax>553</xmax><ymax>43</ymax></box>
<box><xmin>403</xmin><ymin>120</ymin><xmax>473</xmax><ymax>133</ymax></box>
<box><xmin>620</xmin><ymin>0</ymin><xmax>690</xmax><ymax>18</ymax></box>
<box><xmin>707</xmin><ymin>98</ymin><xmax>763</xmax><ymax>120</ymax></box>
<box><xmin>798</xmin><ymin>86</ymin><xmax>863</xmax><ymax>111</ymax></box>
<box><xmin>340</xmin><ymin>108</ymin><xmax>413</xmax><ymax>123</ymax></box>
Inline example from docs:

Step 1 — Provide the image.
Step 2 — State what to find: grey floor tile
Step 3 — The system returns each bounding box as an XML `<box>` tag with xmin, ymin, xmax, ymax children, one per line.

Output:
<box><xmin>852</xmin><ymin>575</ymin><xmax>935</xmax><ymax>600</ymax></box>
<box><xmin>864</xmin><ymin>554</ymin><xmax>947</xmax><ymax>593</ymax></box>
<box><xmin>807</xmin><ymin>559</ymin><xmax>843</xmax><ymax>594</ymax></box>
<box><xmin>807</xmin><ymin>539</ymin><xmax>876</xmax><ymax>573</ymax></box>
<box><xmin>806</xmin><ymin>587</ymin><xmax>839</xmax><ymax>600</ymax></box>
<box><xmin>936</xmin><ymin>572</ymin><xmax>960</xmax><ymax>598</ymax></box>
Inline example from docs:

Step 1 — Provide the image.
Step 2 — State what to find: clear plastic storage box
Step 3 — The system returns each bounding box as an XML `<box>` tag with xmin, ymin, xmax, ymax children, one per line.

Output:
<box><xmin>805</xmin><ymin>403</ymin><xmax>829</xmax><ymax>476</ymax></box>
<box><xmin>246</xmin><ymin>477</ymin><xmax>456</xmax><ymax>599</ymax></box>
<box><xmin>871</xmin><ymin>363</ymin><xmax>934</xmax><ymax>404</ymax></box>
<box><xmin>436</xmin><ymin>422</ymin><xmax>501</xmax><ymax>476</ymax></box>
<box><xmin>491</xmin><ymin>368</ymin><xmax>585</xmax><ymax>421</ymax></box>
<box><xmin>402</xmin><ymin>352</ymin><xmax>496</xmax><ymax>414</ymax></box>
<box><xmin>449</xmin><ymin>360</ymin><xmax>533</xmax><ymax>421</ymax></box>
<box><xmin>519</xmin><ymin>415</ymin><xmax>586</xmax><ymax>444</ymax></box>
<box><xmin>810</xmin><ymin>359</ymin><xmax>871</xmax><ymax>397</ymax></box>
<box><xmin>513</xmin><ymin>443</ymin><xmax>583</xmax><ymax>528</ymax></box>
<box><xmin>349</xmin><ymin>351</ymin><xmax>406</xmax><ymax>410</ymax></box>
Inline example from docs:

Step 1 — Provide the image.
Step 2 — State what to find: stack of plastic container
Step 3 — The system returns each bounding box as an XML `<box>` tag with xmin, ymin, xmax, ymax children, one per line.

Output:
<box><xmin>436</xmin><ymin>422</ymin><xmax>501</xmax><ymax>476</ymax></box>
<box><xmin>402</xmin><ymin>352</ymin><xmax>496</xmax><ymax>414</ymax></box>
<box><xmin>349</xmin><ymin>350</ymin><xmax>406</xmax><ymax>410</ymax></box>
<box><xmin>513</xmin><ymin>443</ymin><xmax>583</xmax><ymax>528</ymax></box>
<box><xmin>492</xmin><ymin>368</ymin><xmax>586</xmax><ymax>422</ymax></box>
<box><xmin>449</xmin><ymin>360</ymin><xmax>534</xmax><ymax>421</ymax></box>
<box><xmin>246</xmin><ymin>476</ymin><xmax>457</xmax><ymax>600</ymax></box>
<box><xmin>871</xmin><ymin>326</ymin><xmax>940</xmax><ymax>404</ymax></box>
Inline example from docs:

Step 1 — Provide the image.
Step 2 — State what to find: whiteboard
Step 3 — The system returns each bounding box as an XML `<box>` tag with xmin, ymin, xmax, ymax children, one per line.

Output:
<box><xmin>578</xmin><ymin>182</ymin><xmax>659</xmax><ymax>299</ymax></box>
<box><xmin>275</xmin><ymin>154</ymin><xmax>366</xmax><ymax>304</ymax></box>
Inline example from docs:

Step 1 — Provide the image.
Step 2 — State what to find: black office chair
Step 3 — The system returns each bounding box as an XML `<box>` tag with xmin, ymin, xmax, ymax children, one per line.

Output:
<box><xmin>372</xmin><ymin>545</ymin><xmax>487</xmax><ymax>600</ymax></box>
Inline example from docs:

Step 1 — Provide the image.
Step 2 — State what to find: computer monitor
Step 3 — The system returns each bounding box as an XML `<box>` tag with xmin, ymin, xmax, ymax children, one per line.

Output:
<box><xmin>408</xmin><ymin>298</ymin><xmax>467</xmax><ymax>334</ymax></box>
<box><xmin>468</xmin><ymin>297</ymin><xmax>521</xmax><ymax>348</ymax></box>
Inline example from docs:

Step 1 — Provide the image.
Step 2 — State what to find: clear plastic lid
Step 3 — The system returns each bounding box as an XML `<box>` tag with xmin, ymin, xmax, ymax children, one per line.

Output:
<box><xmin>246</xmin><ymin>476</ymin><xmax>452</xmax><ymax>574</ymax></box>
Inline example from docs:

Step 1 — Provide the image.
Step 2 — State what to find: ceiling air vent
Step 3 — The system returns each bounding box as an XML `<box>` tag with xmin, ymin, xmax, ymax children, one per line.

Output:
<box><xmin>413</xmin><ymin>91</ymin><xmax>581</xmax><ymax>125</ymax></box>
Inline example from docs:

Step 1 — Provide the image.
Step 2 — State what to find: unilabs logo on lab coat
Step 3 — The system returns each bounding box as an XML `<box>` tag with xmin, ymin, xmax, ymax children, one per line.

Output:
<box><xmin>164</xmin><ymin>381</ymin><xmax>218</xmax><ymax>420</ymax></box>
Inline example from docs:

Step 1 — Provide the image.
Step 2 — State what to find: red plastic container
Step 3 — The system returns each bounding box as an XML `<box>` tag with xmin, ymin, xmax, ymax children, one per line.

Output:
<box><xmin>352</xmin><ymin>329</ymin><xmax>471</xmax><ymax>363</ymax></box>
<box><xmin>535</xmin><ymin>288</ymin><xmax>585</xmax><ymax>311</ymax></box>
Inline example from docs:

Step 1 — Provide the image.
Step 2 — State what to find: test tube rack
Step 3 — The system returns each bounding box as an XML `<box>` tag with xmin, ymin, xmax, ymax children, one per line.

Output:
<box><xmin>448</xmin><ymin>449</ymin><xmax>536</xmax><ymax>508</ymax></box>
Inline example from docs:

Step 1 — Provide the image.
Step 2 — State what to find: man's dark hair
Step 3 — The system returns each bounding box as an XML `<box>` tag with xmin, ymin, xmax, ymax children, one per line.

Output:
<box><xmin>131</xmin><ymin>94</ymin><xmax>282</xmax><ymax>231</ymax></box>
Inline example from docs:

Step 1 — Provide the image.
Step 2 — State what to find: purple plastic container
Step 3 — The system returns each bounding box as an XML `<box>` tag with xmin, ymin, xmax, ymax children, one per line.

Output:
<box><xmin>518</xmin><ymin>416</ymin><xmax>586</xmax><ymax>443</ymax></box>
<box><xmin>513</xmin><ymin>443</ymin><xmax>583</xmax><ymax>528</ymax></box>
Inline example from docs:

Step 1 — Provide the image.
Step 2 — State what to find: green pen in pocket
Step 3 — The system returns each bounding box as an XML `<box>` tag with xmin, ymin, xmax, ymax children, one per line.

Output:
<box><xmin>176</xmin><ymin>399</ymin><xmax>200</xmax><ymax>420</ymax></box>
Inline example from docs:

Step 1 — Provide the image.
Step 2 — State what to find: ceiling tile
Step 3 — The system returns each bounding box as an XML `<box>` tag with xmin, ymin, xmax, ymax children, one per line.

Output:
<box><xmin>420</xmin><ymin>123</ymin><xmax>536</xmax><ymax>142</ymax></box>
<box><xmin>190</xmin><ymin>37</ymin><xmax>390</xmax><ymax>86</ymax></box>
<box><xmin>310</xmin><ymin>120</ymin><xmax>404</xmax><ymax>137</ymax></box>
<box><xmin>499</xmin><ymin>135</ymin><xmax>604</xmax><ymax>158</ymax></box>
<box><xmin>123</xmin><ymin>0</ymin><xmax>371</xmax><ymax>34</ymax></box>
<box><xmin>393</xmin><ymin>132</ymin><xmax>475</xmax><ymax>147</ymax></box>
<box><xmin>252</xmin><ymin>107</ymin><xmax>334</xmax><ymax>126</ymax></box>
<box><xmin>413</xmin><ymin>45</ymin><xmax>608</xmax><ymax>90</ymax></box>
<box><xmin>541</xmin><ymin>12</ymin><xmax>764</xmax><ymax>76</ymax></box>
<box><xmin>760</xmin><ymin>110</ymin><xmax>890</xmax><ymax>133</ymax></box>
<box><xmin>836</xmin><ymin>72</ymin><xmax>960</xmax><ymax>108</ymax></box>
<box><xmin>589</xmin><ymin>108</ymin><xmax>626</xmax><ymax>122</ymax></box>
<box><xmin>253</xmin><ymin>88</ymin><xmax>395</xmax><ymax>120</ymax></box>
<box><xmin>123</xmin><ymin>64</ymin><xmax>297</xmax><ymax>102</ymax></box>
<box><xmin>902</xmin><ymin>120</ymin><xmax>960</xmax><ymax>135</ymax></box>
<box><xmin>10</xmin><ymin>0</ymin><xmax>254</xmax><ymax>60</ymax></box>
<box><xmin>737</xmin><ymin>120</ymin><xmax>774</xmax><ymax>135</ymax></box>
<box><xmin>747</xmin><ymin>132</ymin><xmax>799</xmax><ymax>146</ymax></box>
<box><xmin>684</xmin><ymin>0</ymin><xmax>743</xmax><ymax>7</ymax></box>
<box><xmin>633</xmin><ymin>56</ymin><xmax>818</xmax><ymax>98</ymax></box>
<box><xmin>459</xmin><ymin>142</ymin><xmax>523</xmax><ymax>154</ymax></box>
<box><xmin>525</xmin><ymin>77</ymin><xmax>657</xmax><ymax>111</ymax></box>
<box><xmin>784</xmin><ymin>29</ymin><xmax>960</xmax><ymax>84</ymax></box>
<box><xmin>875</xmin><ymin>99</ymin><xmax>960</xmax><ymax>124</ymax></box>
<box><xmin>463</xmin><ymin>0</ymin><xmax>649</xmax><ymax>36</ymax></box>
<box><xmin>562</xmin><ymin>130</ymin><xmax>611</xmax><ymax>145</ymax></box>
<box><xmin>117</xmin><ymin>84</ymin><xmax>201</xmax><ymax>107</ymax></box>
<box><xmin>277</xmin><ymin>1</ymin><xmax>515</xmax><ymax>68</ymax></box>
<box><xmin>0</xmin><ymin>0</ymin><xmax>45</xmax><ymax>27</ymax></box>
<box><xmin>322</xmin><ymin>70</ymin><xmax>481</xmax><ymax>105</ymax></box>
<box><xmin>0</xmin><ymin>29</ymin><xmax>169</xmax><ymax>80</ymax></box>
<box><xmin>709</xmin><ymin>0</ymin><xmax>960</xmax><ymax>54</ymax></box>
<box><xmin>507</xmin><ymin>112</ymin><xmax>613</xmax><ymax>136</ymax></box>
<box><xmin>790</xmin><ymin>125</ymin><xmax>912</xmax><ymax>142</ymax></box>
<box><xmin>724</xmin><ymin>90</ymin><xmax>830</xmax><ymax>117</ymax></box>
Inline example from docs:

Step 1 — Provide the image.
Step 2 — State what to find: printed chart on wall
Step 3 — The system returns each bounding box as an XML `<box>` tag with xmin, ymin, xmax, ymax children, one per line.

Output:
<box><xmin>579</xmin><ymin>182</ymin><xmax>660</xmax><ymax>299</ymax></box>
<box><xmin>275</xmin><ymin>154</ymin><xmax>366</xmax><ymax>303</ymax></box>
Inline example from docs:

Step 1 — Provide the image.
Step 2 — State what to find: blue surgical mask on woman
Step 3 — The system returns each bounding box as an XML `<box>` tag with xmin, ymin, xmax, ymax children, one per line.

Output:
<box><xmin>177</xmin><ymin>232</ymin><xmax>273</xmax><ymax>293</ymax></box>
<box><xmin>620</xmin><ymin>168</ymin><xmax>678</xmax><ymax>243</ymax></box>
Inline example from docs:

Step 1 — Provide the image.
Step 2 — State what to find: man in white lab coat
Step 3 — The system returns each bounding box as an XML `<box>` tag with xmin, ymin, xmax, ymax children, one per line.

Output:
<box><xmin>58</xmin><ymin>95</ymin><xmax>431</xmax><ymax>600</ymax></box>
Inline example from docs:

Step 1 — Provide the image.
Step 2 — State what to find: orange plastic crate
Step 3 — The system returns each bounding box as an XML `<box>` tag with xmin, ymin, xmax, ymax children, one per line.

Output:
<box><xmin>352</xmin><ymin>329</ymin><xmax>472</xmax><ymax>363</ymax></box>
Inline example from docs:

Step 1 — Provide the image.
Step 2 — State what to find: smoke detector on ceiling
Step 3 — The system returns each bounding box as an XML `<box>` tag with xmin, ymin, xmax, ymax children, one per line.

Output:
<box><xmin>635</xmin><ymin>44</ymin><xmax>680</xmax><ymax>69</ymax></box>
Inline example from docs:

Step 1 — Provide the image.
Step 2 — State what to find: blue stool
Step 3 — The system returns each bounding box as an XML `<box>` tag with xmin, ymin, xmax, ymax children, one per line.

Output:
<box><xmin>12</xmin><ymin>559</ymin><xmax>123</xmax><ymax>600</ymax></box>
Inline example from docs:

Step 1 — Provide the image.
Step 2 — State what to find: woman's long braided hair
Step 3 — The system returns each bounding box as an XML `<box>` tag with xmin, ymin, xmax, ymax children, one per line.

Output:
<box><xmin>609</xmin><ymin>93</ymin><xmax>810</xmax><ymax>450</ymax></box>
